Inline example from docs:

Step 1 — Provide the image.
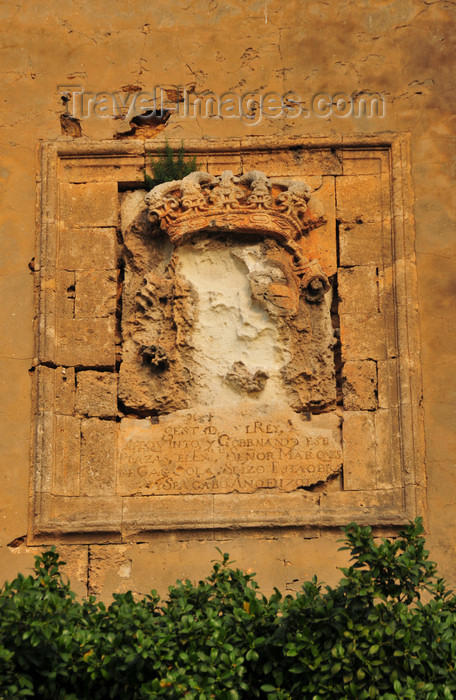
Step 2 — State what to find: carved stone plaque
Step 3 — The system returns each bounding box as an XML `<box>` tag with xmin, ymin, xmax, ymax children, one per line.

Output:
<box><xmin>119</xmin><ymin>409</ymin><xmax>342</xmax><ymax>496</ymax></box>
<box><xmin>32</xmin><ymin>137</ymin><xmax>425</xmax><ymax>539</ymax></box>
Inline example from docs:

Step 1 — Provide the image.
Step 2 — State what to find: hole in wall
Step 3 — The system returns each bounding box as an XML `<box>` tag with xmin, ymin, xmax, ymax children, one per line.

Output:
<box><xmin>60</xmin><ymin>114</ymin><xmax>82</xmax><ymax>138</ymax></box>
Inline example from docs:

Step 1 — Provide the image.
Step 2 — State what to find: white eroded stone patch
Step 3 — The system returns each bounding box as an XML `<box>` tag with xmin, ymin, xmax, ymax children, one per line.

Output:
<box><xmin>175</xmin><ymin>243</ymin><xmax>292</xmax><ymax>407</ymax></box>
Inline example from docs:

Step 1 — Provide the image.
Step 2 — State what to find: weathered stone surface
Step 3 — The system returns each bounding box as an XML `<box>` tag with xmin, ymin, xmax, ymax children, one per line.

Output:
<box><xmin>342</xmin><ymin>154</ymin><xmax>384</xmax><ymax>176</ymax></box>
<box><xmin>55</xmin><ymin>271</ymin><xmax>76</xmax><ymax>318</ymax></box>
<box><xmin>53</xmin><ymin>415</ymin><xmax>80</xmax><ymax>496</ymax></box>
<box><xmin>375</xmin><ymin>409</ymin><xmax>402</xmax><ymax>490</ymax></box>
<box><xmin>119</xmin><ymin>185</ymin><xmax>336</xmax><ymax>414</ymax></box>
<box><xmin>377</xmin><ymin>359</ymin><xmax>399</xmax><ymax>409</ymax></box>
<box><xmin>87</xmin><ymin>545</ymin><xmax>131</xmax><ymax>596</ymax></box>
<box><xmin>58</xmin><ymin>228</ymin><xmax>117</xmax><ymax>271</ymax></box>
<box><xmin>60</xmin><ymin>183</ymin><xmax>119</xmax><ymax>228</ymax></box>
<box><xmin>338</xmin><ymin>266</ymin><xmax>378</xmax><ymax>316</ymax></box>
<box><xmin>123</xmin><ymin>495</ymin><xmax>214</xmax><ymax>532</ymax></box>
<box><xmin>340</xmin><ymin>316</ymin><xmax>386</xmax><ymax>363</ymax></box>
<box><xmin>339</xmin><ymin>222</ymin><xmax>384</xmax><ymax>268</ymax></box>
<box><xmin>342</xmin><ymin>412</ymin><xmax>376</xmax><ymax>491</ymax></box>
<box><xmin>303</xmin><ymin>177</ymin><xmax>337</xmax><ymax>277</ymax></box>
<box><xmin>118</xmin><ymin>408</ymin><xmax>342</xmax><ymax>496</ymax></box>
<box><xmin>213</xmin><ymin>491</ymin><xmax>321</xmax><ymax>528</ymax></box>
<box><xmin>338</xmin><ymin>267</ymin><xmax>386</xmax><ymax>362</ymax></box>
<box><xmin>242</xmin><ymin>149</ymin><xmax>342</xmax><ymax>177</ymax></box>
<box><xmin>55</xmin><ymin>318</ymin><xmax>116</xmax><ymax>367</ymax></box>
<box><xmin>61</xmin><ymin>156</ymin><xmax>145</xmax><ymax>184</ymax></box>
<box><xmin>80</xmin><ymin>419</ymin><xmax>117</xmax><ymax>496</ymax></box>
<box><xmin>55</xmin><ymin>367</ymin><xmax>76</xmax><ymax>415</ymax></box>
<box><xmin>336</xmin><ymin>175</ymin><xmax>383</xmax><ymax>223</ymax></box>
<box><xmin>37</xmin><ymin>366</ymin><xmax>75</xmax><ymax>416</ymax></box>
<box><xmin>76</xmin><ymin>371</ymin><xmax>117</xmax><ymax>418</ymax></box>
<box><xmin>75</xmin><ymin>270</ymin><xmax>117</xmax><ymax>319</ymax></box>
<box><xmin>45</xmin><ymin>495</ymin><xmax>122</xmax><ymax>532</ymax></box>
<box><xmin>320</xmin><ymin>489</ymin><xmax>404</xmax><ymax>524</ymax></box>
<box><xmin>53</xmin><ymin>545</ymin><xmax>89</xmax><ymax>598</ymax></box>
<box><xmin>342</xmin><ymin>360</ymin><xmax>377</xmax><ymax>410</ymax></box>
<box><xmin>206</xmin><ymin>152</ymin><xmax>241</xmax><ymax>175</ymax></box>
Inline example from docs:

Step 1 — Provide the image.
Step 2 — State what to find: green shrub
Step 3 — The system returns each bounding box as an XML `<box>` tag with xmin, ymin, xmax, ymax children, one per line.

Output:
<box><xmin>1</xmin><ymin>519</ymin><xmax>455</xmax><ymax>699</ymax></box>
<box><xmin>143</xmin><ymin>142</ymin><xmax>199</xmax><ymax>190</ymax></box>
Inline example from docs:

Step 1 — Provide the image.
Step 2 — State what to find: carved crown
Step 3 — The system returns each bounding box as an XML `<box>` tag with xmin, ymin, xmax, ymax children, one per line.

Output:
<box><xmin>144</xmin><ymin>170</ymin><xmax>330</xmax><ymax>302</ymax></box>
<box><xmin>145</xmin><ymin>169</ymin><xmax>325</xmax><ymax>242</ymax></box>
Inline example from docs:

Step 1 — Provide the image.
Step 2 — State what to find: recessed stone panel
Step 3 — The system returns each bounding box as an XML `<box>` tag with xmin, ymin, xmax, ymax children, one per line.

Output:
<box><xmin>32</xmin><ymin>137</ymin><xmax>425</xmax><ymax>539</ymax></box>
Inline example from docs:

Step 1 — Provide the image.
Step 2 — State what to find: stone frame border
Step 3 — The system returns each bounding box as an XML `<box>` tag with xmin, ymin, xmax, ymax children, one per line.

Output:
<box><xmin>30</xmin><ymin>134</ymin><xmax>425</xmax><ymax>542</ymax></box>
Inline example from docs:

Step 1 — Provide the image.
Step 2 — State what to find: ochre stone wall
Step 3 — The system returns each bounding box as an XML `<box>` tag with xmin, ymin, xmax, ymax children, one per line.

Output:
<box><xmin>0</xmin><ymin>0</ymin><xmax>455</xmax><ymax>600</ymax></box>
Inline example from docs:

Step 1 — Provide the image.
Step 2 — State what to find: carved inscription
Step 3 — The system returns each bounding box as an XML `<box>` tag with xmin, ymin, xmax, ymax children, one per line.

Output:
<box><xmin>119</xmin><ymin>408</ymin><xmax>342</xmax><ymax>495</ymax></box>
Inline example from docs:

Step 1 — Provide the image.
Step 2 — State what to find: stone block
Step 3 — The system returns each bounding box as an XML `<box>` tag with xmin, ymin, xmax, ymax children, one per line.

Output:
<box><xmin>338</xmin><ymin>267</ymin><xmax>386</xmax><ymax>361</ymax></box>
<box><xmin>58</xmin><ymin>227</ymin><xmax>117</xmax><ymax>270</ymax></box>
<box><xmin>339</xmin><ymin>318</ymin><xmax>386</xmax><ymax>363</ymax></box>
<box><xmin>75</xmin><ymin>270</ymin><xmax>117</xmax><ymax>319</ymax></box>
<box><xmin>336</xmin><ymin>175</ymin><xmax>383</xmax><ymax>223</ymax></box>
<box><xmin>213</xmin><ymin>491</ymin><xmax>320</xmax><ymax>528</ymax></box>
<box><xmin>342</xmin><ymin>154</ymin><xmax>383</xmax><ymax>175</ymax></box>
<box><xmin>60</xmin><ymin>182</ymin><xmax>119</xmax><ymax>228</ymax></box>
<box><xmin>339</xmin><ymin>221</ymin><xmax>385</xmax><ymax>267</ymax></box>
<box><xmin>36</xmin><ymin>365</ymin><xmax>75</xmax><ymax>416</ymax></box>
<box><xmin>76</xmin><ymin>371</ymin><xmax>117</xmax><ymax>418</ymax></box>
<box><xmin>304</xmin><ymin>177</ymin><xmax>337</xmax><ymax>276</ymax></box>
<box><xmin>342</xmin><ymin>360</ymin><xmax>377</xmax><ymax>410</ymax></box>
<box><xmin>46</xmin><ymin>495</ymin><xmax>122</xmax><ymax>531</ymax></box>
<box><xmin>343</xmin><ymin>411</ymin><xmax>376</xmax><ymax>491</ymax></box>
<box><xmin>122</xmin><ymin>495</ymin><xmax>214</xmax><ymax>531</ymax></box>
<box><xmin>321</xmin><ymin>488</ymin><xmax>404</xmax><ymax>524</ymax></box>
<box><xmin>242</xmin><ymin>148</ymin><xmax>342</xmax><ymax>176</ymax></box>
<box><xmin>377</xmin><ymin>359</ymin><xmax>399</xmax><ymax>409</ymax></box>
<box><xmin>55</xmin><ymin>318</ymin><xmax>116</xmax><ymax>367</ymax></box>
<box><xmin>61</xmin><ymin>156</ymin><xmax>145</xmax><ymax>184</ymax></box>
<box><xmin>80</xmin><ymin>418</ymin><xmax>117</xmax><ymax>496</ymax></box>
<box><xmin>206</xmin><ymin>152</ymin><xmax>241</xmax><ymax>174</ymax></box>
<box><xmin>54</xmin><ymin>366</ymin><xmax>76</xmax><ymax>415</ymax></box>
<box><xmin>55</xmin><ymin>271</ymin><xmax>75</xmax><ymax>318</ymax></box>
<box><xmin>375</xmin><ymin>409</ymin><xmax>402</xmax><ymax>490</ymax></box>
<box><xmin>53</xmin><ymin>415</ymin><xmax>80</xmax><ymax>496</ymax></box>
<box><xmin>338</xmin><ymin>266</ymin><xmax>378</xmax><ymax>315</ymax></box>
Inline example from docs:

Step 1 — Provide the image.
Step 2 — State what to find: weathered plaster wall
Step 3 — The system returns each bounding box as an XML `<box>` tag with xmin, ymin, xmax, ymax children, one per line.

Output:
<box><xmin>0</xmin><ymin>0</ymin><xmax>455</xmax><ymax>598</ymax></box>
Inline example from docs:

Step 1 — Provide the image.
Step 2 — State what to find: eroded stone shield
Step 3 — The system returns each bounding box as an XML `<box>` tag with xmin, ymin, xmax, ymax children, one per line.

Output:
<box><xmin>118</xmin><ymin>171</ymin><xmax>342</xmax><ymax>495</ymax></box>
